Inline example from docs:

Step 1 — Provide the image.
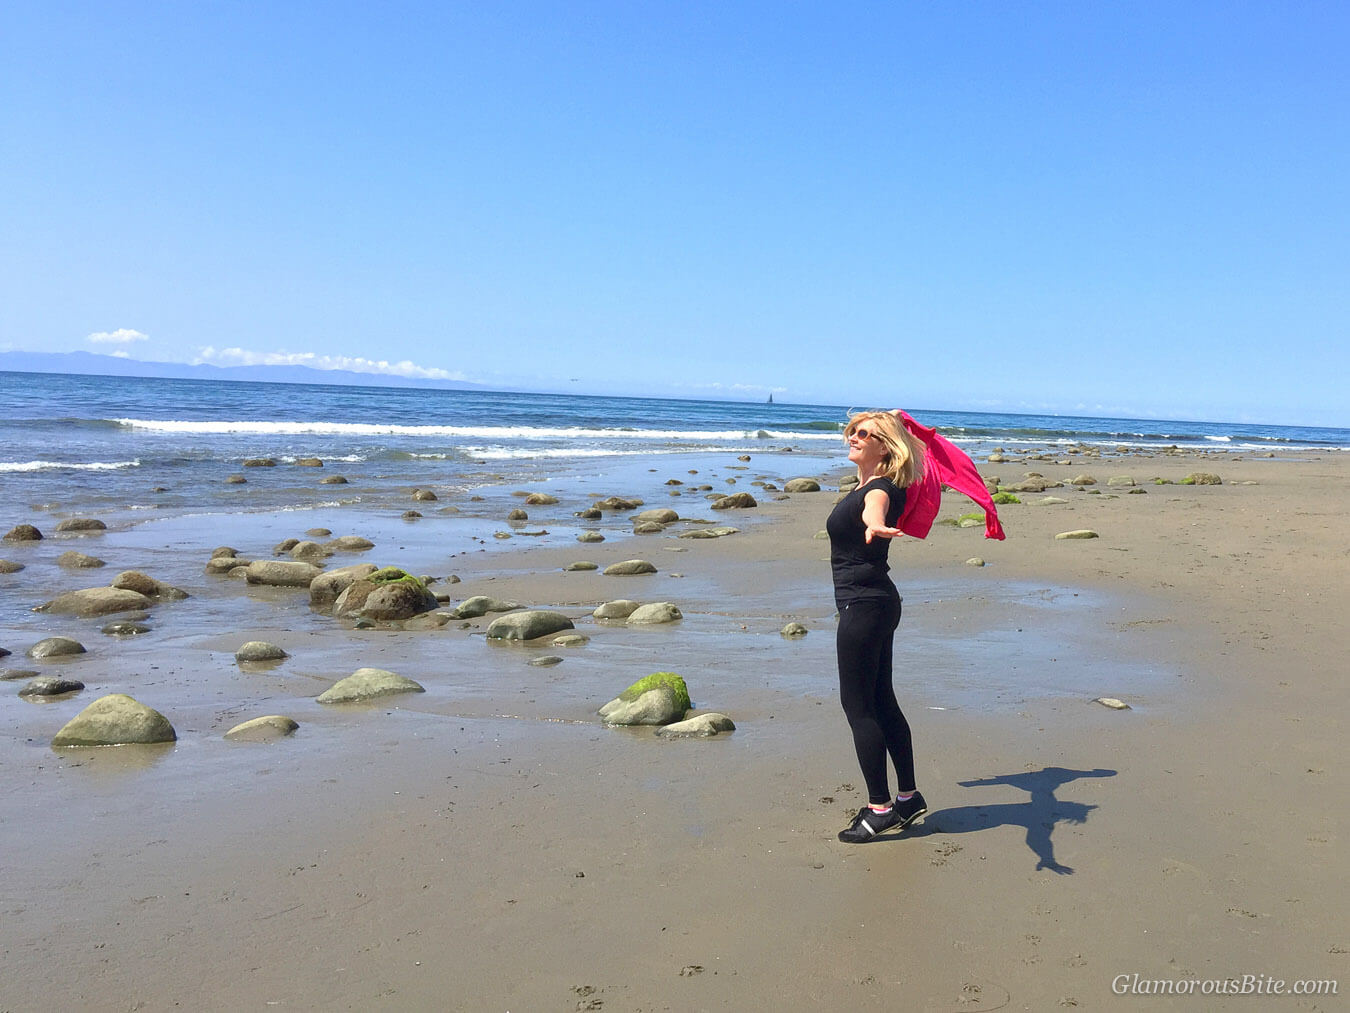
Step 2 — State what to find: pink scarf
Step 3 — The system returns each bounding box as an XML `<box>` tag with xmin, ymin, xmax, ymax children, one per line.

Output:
<box><xmin>896</xmin><ymin>411</ymin><xmax>1006</xmax><ymax>541</ymax></box>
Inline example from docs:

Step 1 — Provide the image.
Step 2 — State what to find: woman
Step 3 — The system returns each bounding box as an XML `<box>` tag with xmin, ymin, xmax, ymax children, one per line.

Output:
<box><xmin>828</xmin><ymin>410</ymin><xmax>928</xmax><ymax>843</ymax></box>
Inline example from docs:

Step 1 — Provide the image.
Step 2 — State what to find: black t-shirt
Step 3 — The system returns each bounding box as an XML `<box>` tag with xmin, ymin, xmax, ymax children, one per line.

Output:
<box><xmin>827</xmin><ymin>476</ymin><xmax>906</xmax><ymax>607</ymax></box>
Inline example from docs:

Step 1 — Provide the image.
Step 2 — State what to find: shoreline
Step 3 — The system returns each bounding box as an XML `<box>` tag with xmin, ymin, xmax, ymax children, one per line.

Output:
<box><xmin>1</xmin><ymin>449</ymin><xmax>1345</xmax><ymax>1010</ymax></box>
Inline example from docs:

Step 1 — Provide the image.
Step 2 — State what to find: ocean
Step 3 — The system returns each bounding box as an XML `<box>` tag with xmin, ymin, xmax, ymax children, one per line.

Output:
<box><xmin>2</xmin><ymin>370</ymin><xmax>1346</xmax><ymax>533</ymax></box>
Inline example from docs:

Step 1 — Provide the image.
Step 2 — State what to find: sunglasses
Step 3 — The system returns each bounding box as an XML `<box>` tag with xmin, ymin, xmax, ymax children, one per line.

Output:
<box><xmin>849</xmin><ymin>427</ymin><xmax>876</xmax><ymax>442</ymax></box>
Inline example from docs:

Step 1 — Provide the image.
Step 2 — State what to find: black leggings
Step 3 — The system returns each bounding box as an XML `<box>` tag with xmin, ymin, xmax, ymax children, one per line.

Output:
<box><xmin>837</xmin><ymin>596</ymin><xmax>915</xmax><ymax>805</ymax></box>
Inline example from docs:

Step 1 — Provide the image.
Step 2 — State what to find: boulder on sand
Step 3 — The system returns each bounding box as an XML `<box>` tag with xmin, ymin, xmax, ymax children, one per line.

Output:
<box><xmin>316</xmin><ymin>668</ymin><xmax>425</xmax><ymax>704</ymax></box>
<box><xmin>655</xmin><ymin>712</ymin><xmax>736</xmax><ymax>737</ymax></box>
<box><xmin>333</xmin><ymin>567</ymin><xmax>439</xmax><ymax>621</ymax></box>
<box><xmin>112</xmin><ymin>570</ymin><xmax>189</xmax><ymax>600</ymax></box>
<box><xmin>309</xmin><ymin>563</ymin><xmax>379</xmax><ymax>607</ymax></box>
<box><xmin>245</xmin><ymin>560</ymin><xmax>322</xmax><ymax>588</ymax></box>
<box><xmin>35</xmin><ymin>587</ymin><xmax>152</xmax><ymax>618</ymax></box>
<box><xmin>51</xmin><ymin>693</ymin><xmax>176</xmax><ymax>746</ymax></box>
<box><xmin>598</xmin><ymin>672</ymin><xmax>691</xmax><ymax>726</ymax></box>
<box><xmin>485</xmin><ymin>611</ymin><xmax>575</xmax><ymax>642</ymax></box>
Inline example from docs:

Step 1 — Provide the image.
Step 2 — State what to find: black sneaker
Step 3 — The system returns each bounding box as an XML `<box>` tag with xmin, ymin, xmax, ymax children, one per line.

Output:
<box><xmin>838</xmin><ymin>805</ymin><xmax>902</xmax><ymax>843</ymax></box>
<box><xmin>891</xmin><ymin>790</ymin><xmax>928</xmax><ymax>830</ymax></box>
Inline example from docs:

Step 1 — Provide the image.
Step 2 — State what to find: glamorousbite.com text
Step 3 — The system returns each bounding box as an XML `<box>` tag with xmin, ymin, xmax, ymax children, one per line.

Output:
<box><xmin>1112</xmin><ymin>973</ymin><xmax>1338</xmax><ymax>996</ymax></box>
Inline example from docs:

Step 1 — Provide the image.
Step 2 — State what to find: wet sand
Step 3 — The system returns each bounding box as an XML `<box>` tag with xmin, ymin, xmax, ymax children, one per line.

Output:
<box><xmin>1</xmin><ymin>450</ymin><xmax>1346</xmax><ymax>1010</ymax></box>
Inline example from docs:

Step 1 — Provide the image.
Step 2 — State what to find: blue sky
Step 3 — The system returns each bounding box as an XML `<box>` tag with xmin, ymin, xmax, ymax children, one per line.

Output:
<box><xmin>2</xmin><ymin>2</ymin><xmax>1346</xmax><ymax>426</ymax></box>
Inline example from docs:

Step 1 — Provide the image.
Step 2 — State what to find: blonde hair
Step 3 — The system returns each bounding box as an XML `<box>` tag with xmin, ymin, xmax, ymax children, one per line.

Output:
<box><xmin>844</xmin><ymin>411</ymin><xmax>926</xmax><ymax>489</ymax></box>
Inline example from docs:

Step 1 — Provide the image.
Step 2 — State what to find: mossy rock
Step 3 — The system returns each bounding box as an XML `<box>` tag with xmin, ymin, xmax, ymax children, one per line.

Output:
<box><xmin>616</xmin><ymin>672</ymin><xmax>691</xmax><ymax>713</ymax></box>
<box><xmin>990</xmin><ymin>492</ymin><xmax>1021</xmax><ymax>505</ymax></box>
<box><xmin>956</xmin><ymin>512</ymin><xmax>984</xmax><ymax>528</ymax></box>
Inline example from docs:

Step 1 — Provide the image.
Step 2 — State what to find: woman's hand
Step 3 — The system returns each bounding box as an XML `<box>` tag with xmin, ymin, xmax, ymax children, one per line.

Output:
<box><xmin>864</xmin><ymin>521</ymin><xmax>901</xmax><ymax>544</ymax></box>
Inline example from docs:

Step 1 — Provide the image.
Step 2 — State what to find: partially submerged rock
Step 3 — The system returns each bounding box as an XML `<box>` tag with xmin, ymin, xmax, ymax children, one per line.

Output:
<box><xmin>603</xmin><ymin>559</ymin><xmax>657</xmax><ymax>576</ymax></box>
<box><xmin>224</xmin><ymin>715</ymin><xmax>300</xmax><ymax>741</ymax></box>
<box><xmin>57</xmin><ymin>550</ymin><xmax>106</xmax><ymax>569</ymax></box>
<box><xmin>450</xmin><ymin>595</ymin><xmax>520</xmax><ymax>619</ymax></box>
<box><xmin>245</xmin><ymin>560</ymin><xmax>321</xmax><ymax>587</ymax></box>
<box><xmin>485</xmin><ymin>610</ymin><xmax>575</xmax><ymax>642</ymax></box>
<box><xmin>28</xmin><ymin>636</ymin><xmax>86</xmax><ymax>659</ymax></box>
<box><xmin>35</xmin><ymin>587</ymin><xmax>152</xmax><ymax>617</ymax></box>
<box><xmin>627</xmin><ymin>602</ymin><xmax>682</xmax><ymax>625</ymax></box>
<box><xmin>710</xmin><ymin>492</ymin><xmax>757</xmax><ymax>510</ymax></box>
<box><xmin>333</xmin><ymin>567</ymin><xmax>439</xmax><ymax>621</ymax></box>
<box><xmin>52</xmin><ymin>694</ymin><xmax>176</xmax><ymax>746</ymax></box>
<box><xmin>309</xmin><ymin>563</ymin><xmax>380</xmax><ymax>607</ymax></box>
<box><xmin>655</xmin><ymin>712</ymin><xmax>735</xmax><ymax>737</ymax></box>
<box><xmin>599</xmin><ymin>672</ymin><xmax>691</xmax><ymax>726</ymax></box>
<box><xmin>316</xmin><ymin>668</ymin><xmax>425</xmax><ymax>704</ymax></box>
<box><xmin>780</xmin><ymin>622</ymin><xmax>808</xmax><ymax>638</ymax></box>
<box><xmin>18</xmin><ymin>676</ymin><xmax>85</xmax><ymax>698</ymax></box>
<box><xmin>593</xmin><ymin>600</ymin><xmax>641</xmax><ymax>620</ymax></box>
<box><xmin>55</xmin><ymin>518</ymin><xmax>107</xmax><ymax>533</ymax></box>
<box><xmin>235</xmin><ymin>641</ymin><xmax>289</xmax><ymax>663</ymax></box>
<box><xmin>3</xmin><ymin>524</ymin><xmax>43</xmax><ymax>541</ymax></box>
<box><xmin>676</xmin><ymin>526</ymin><xmax>738</xmax><ymax>539</ymax></box>
<box><xmin>112</xmin><ymin>570</ymin><xmax>189</xmax><ymax>600</ymax></box>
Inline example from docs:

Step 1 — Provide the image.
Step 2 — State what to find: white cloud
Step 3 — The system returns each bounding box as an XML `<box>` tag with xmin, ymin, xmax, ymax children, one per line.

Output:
<box><xmin>193</xmin><ymin>346</ymin><xmax>468</xmax><ymax>382</ymax></box>
<box><xmin>88</xmin><ymin>328</ymin><xmax>148</xmax><ymax>345</ymax></box>
<box><xmin>110</xmin><ymin>349</ymin><xmax>132</xmax><ymax>358</ymax></box>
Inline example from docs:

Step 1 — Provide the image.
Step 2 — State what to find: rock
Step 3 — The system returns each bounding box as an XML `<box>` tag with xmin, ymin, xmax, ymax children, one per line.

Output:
<box><xmin>309</xmin><ymin>563</ymin><xmax>380</xmax><ymax>607</ymax></box>
<box><xmin>528</xmin><ymin>655</ymin><xmax>564</xmax><ymax>667</ymax></box>
<box><xmin>564</xmin><ymin>561</ymin><xmax>598</xmax><ymax>571</ymax></box>
<box><xmin>111</xmin><ymin>570</ymin><xmax>189</xmax><ymax>600</ymax></box>
<box><xmin>3</xmin><ymin>524</ymin><xmax>42</xmax><ymax>541</ymax></box>
<box><xmin>319</xmin><ymin>475</ymin><xmax>348</xmax><ymax>484</ymax></box>
<box><xmin>102</xmin><ymin>621</ymin><xmax>150</xmax><ymax>636</ymax></box>
<box><xmin>225</xmin><ymin>474</ymin><xmax>247</xmax><ymax>484</ymax></box>
<box><xmin>243</xmin><ymin>458</ymin><xmax>277</xmax><ymax>467</ymax></box>
<box><xmin>1128</xmin><ymin>487</ymin><xmax>1148</xmax><ymax>494</ymax></box>
<box><xmin>35</xmin><ymin>587</ymin><xmax>152</xmax><ymax>617</ymax></box>
<box><xmin>235</xmin><ymin>641</ymin><xmax>289</xmax><ymax>663</ymax></box>
<box><xmin>316</xmin><ymin>668</ymin><xmax>425</xmax><ymax>704</ymax></box>
<box><xmin>19</xmin><ymin>676</ymin><xmax>85</xmax><ymax>698</ymax></box>
<box><xmin>987</xmin><ymin>452</ymin><xmax>1007</xmax><ymax>463</ymax></box>
<box><xmin>450</xmin><ymin>595</ymin><xmax>520</xmax><ymax>619</ymax></box>
<box><xmin>598</xmin><ymin>672</ymin><xmax>691</xmax><ymax>726</ymax></box>
<box><xmin>1</xmin><ymin>668</ymin><xmax>40</xmax><ymax>681</ymax></box>
<box><xmin>57</xmin><ymin>550</ymin><xmax>106</xmax><ymax>569</ymax></box>
<box><xmin>295</xmin><ymin>457</ymin><xmax>324</xmax><ymax>467</ymax></box>
<box><xmin>603</xmin><ymin>559</ymin><xmax>657</xmax><ymax>575</ymax></box>
<box><xmin>524</xmin><ymin>493</ymin><xmax>559</xmax><ymax>505</ymax></box>
<box><xmin>51</xmin><ymin>694</ymin><xmax>176</xmax><ymax>746</ymax></box>
<box><xmin>1094</xmin><ymin>697</ymin><xmax>1131</xmax><ymax>710</ymax></box>
<box><xmin>306</xmin><ymin>528</ymin><xmax>332</xmax><ymax>537</ymax></box>
<box><xmin>676</xmin><ymin>527</ymin><xmax>738</xmax><ymax>539</ymax></box>
<box><xmin>1030</xmin><ymin>496</ymin><xmax>1069</xmax><ymax>505</ymax></box>
<box><xmin>55</xmin><ymin>518</ymin><xmax>107</xmax><ymax>533</ymax></box>
<box><xmin>28</xmin><ymin>636</ymin><xmax>87</xmax><ymax>659</ymax></box>
<box><xmin>1184</xmin><ymin>472</ymin><xmax>1222</xmax><ymax>485</ymax></box>
<box><xmin>1002</xmin><ymin>478</ymin><xmax>1050</xmax><ymax>493</ymax></box>
<box><xmin>211</xmin><ymin>546</ymin><xmax>239</xmax><ymax>559</ymax></box>
<box><xmin>573</xmin><ymin>531</ymin><xmax>606</xmax><ymax>546</ymax></box>
<box><xmin>783</xmin><ymin>478</ymin><xmax>821</xmax><ymax>493</ymax></box>
<box><xmin>273</xmin><ymin>538</ymin><xmax>300</xmax><ymax>554</ymax></box>
<box><xmin>403</xmin><ymin>611</ymin><xmax>453</xmax><ymax>631</ymax></box>
<box><xmin>1055</xmin><ymin>529</ymin><xmax>1100</xmax><ymax>540</ymax></box>
<box><xmin>334</xmin><ymin>567</ymin><xmax>439</xmax><ymax>621</ymax></box>
<box><xmin>966</xmin><ymin>557</ymin><xmax>986</xmax><ymax>567</ymax></box>
<box><xmin>627</xmin><ymin>602</ymin><xmax>682</xmax><ymax>625</ymax></box>
<box><xmin>485</xmin><ymin>610</ymin><xmax>576</xmax><ymax>642</ymax></box>
<box><xmin>780</xmin><ymin>622</ymin><xmax>808</xmax><ymax>638</ymax></box>
<box><xmin>593</xmin><ymin>600</ymin><xmax>641</xmax><ymax>620</ymax></box>
<box><xmin>0</xmin><ymin>647</ymin><xmax>9</xmax><ymax>658</ymax></box>
<box><xmin>290</xmin><ymin>540</ymin><xmax>332</xmax><ymax>561</ymax></box>
<box><xmin>710</xmin><ymin>492</ymin><xmax>757</xmax><ymax>510</ymax></box>
<box><xmin>507</xmin><ymin>508</ymin><xmax>528</xmax><ymax>520</ymax></box>
<box><xmin>655</xmin><ymin>712</ymin><xmax>736</xmax><ymax>737</ymax></box>
<box><xmin>412</xmin><ymin>488</ymin><xmax>438</xmax><ymax>501</ymax></box>
<box><xmin>594</xmin><ymin>496</ymin><xmax>641</xmax><ymax>511</ymax></box>
<box><xmin>1070</xmin><ymin>474</ymin><xmax>1097</xmax><ymax>486</ymax></box>
<box><xmin>635</xmin><ymin>508</ymin><xmax>679</xmax><ymax>523</ymax></box>
<box><xmin>1106</xmin><ymin>475</ymin><xmax>1136</xmax><ymax>488</ymax></box>
<box><xmin>245</xmin><ymin>560</ymin><xmax>322</xmax><ymax>587</ymax></box>
<box><xmin>632</xmin><ymin>521</ymin><xmax>666</xmax><ymax>534</ymax></box>
<box><xmin>0</xmin><ymin>559</ymin><xmax>25</xmax><ymax>573</ymax></box>
<box><xmin>329</xmin><ymin>535</ymin><xmax>375</xmax><ymax>551</ymax></box>
<box><xmin>224</xmin><ymin>715</ymin><xmax>300</xmax><ymax>740</ymax></box>
<box><xmin>205</xmin><ymin>555</ymin><xmax>253</xmax><ymax>575</ymax></box>
<box><xmin>575</xmin><ymin>507</ymin><xmax>602</xmax><ymax>520</ymax></box>
<box><xmin>404</xmin><ymin>511</ymin><xmax>423</xmax><ymax>520</ymax></box>
<box><xmin>552</xmin><ymin>634</ymin><xmax>590</xmax><ymax>647</ymax></box>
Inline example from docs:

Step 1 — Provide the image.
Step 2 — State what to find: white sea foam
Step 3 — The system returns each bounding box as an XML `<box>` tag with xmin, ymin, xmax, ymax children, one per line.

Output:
<box><xmin>111</xmin><ymin>418</ymin><xmax>840</xmax><ymax>441</ymax></box>
<box><xmin>0</xmin><ymin>459</ymin><xmax>141</xmax><ymax>473</ymax></box>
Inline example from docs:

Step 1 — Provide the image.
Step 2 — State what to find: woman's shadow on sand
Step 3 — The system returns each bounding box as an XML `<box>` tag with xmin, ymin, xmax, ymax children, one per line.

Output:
<box><xmin>904</xmin><ymin>766</ymin><xmax>1117</xmax><ymax>875</ymax></box>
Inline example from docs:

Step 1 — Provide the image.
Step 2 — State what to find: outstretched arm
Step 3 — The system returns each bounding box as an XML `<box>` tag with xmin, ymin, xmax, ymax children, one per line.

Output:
<box><xmin>861</xmin><ymin>488</ymin><xmax>900</xmax><ymax>543</ymax></box>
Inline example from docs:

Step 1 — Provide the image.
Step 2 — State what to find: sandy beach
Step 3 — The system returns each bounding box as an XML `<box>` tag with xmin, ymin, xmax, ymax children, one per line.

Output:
<box><xmin>1</xmin><ymin>447</ymin><xmax>1345</xmax><ymax>1011</ymax></box>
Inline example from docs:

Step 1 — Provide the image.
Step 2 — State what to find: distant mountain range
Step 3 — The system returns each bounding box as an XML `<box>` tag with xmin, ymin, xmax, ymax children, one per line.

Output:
<box><xmin>0</xmin><ymin>350</ymin><xmax>488</xmax><ymax>391</ymax></box>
